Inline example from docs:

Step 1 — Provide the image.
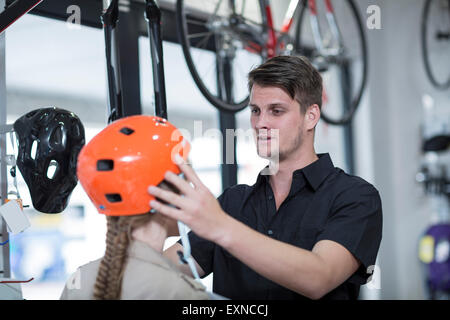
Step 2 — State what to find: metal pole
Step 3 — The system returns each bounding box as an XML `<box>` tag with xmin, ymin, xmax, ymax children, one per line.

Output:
<box><xmin>117</xmin><ymin>0</ymin><xmax>142</xmax><ymax>118</ymax></box>
<box><xmin>101</xmin><ymin>0</ymin><xmax>124</xmax><ymax>123</ymax></box>
<box><xmin>145</xmin><ymin>0</ymin><xmax>167</xmax><ymax>120</ymax></box>
<box><xmin>341</xmin><ymin>60</ymin><xmax>355</xmax><ymax>175</ymax></box>
<box><xmin>0</xmin><ymin>0</ymin><xmax>11</xmax><ymax>279</ymax></box>
<box><xmin>217</xmin><ymin>55</ymin><xmax>238</xmax><ymax>190</ymax></box>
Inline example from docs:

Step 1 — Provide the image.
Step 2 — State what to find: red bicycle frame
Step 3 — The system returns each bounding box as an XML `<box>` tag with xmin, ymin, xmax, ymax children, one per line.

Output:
<box><xmin>261</xmin><ymin>0</ymin><xmax>339</xmax><ymax>58</ymax></box>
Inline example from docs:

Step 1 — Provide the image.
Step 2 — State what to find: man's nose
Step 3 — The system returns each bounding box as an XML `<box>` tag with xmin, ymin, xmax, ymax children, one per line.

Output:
<box><xmin>254</xmin><ymin>111</ymin><xmax>270</xmax><ymax>130</ymax></box>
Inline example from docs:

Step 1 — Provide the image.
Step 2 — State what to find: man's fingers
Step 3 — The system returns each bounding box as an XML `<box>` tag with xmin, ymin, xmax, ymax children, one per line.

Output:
<box><xmin>149</xmin><ymin>199</ymin><xmax>184</xmax><ymax>221</ymax></box>
<box><xmin>174</xmin><ymin>155</ymin><xmax>204</xmax><ymax>189</ymax></box>
<box><xmin>148</xmin><ymin>185</ymin><xmax>186</xmax><ymax>209</ymax></box>
<box><xmin>163</xmin><ymin>171</ymin><xmax>196</xmax><ymax>197</ymax></box>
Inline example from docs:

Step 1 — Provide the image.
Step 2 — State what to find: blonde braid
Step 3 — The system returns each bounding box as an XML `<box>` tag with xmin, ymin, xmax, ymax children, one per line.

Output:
<box><xmin>93</xmin><ymin>214</ymin><xmax>154</xmax><ymax>300</ymax></box>
<box><xmin>93</xmin><ymin>216</ymin><xmax>130</xmax><ymax>299</ymax></box>
<box><xmin>92</xmin><ymin>179</ymin><xmax>175</xmax><ymax>299</ymax></box>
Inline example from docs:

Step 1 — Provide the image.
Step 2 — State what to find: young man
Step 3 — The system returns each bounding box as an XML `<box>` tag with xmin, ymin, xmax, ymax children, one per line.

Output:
<box><xmin>149</xmin><ymin>55</ymin><xmax>383</xmax><ymax>300</ymax></box>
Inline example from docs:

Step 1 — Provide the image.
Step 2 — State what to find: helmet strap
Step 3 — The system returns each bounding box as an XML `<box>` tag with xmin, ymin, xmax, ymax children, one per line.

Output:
<box><xmin>177</xmin><ymin>220</ymin><xmax>201</xmax><ymax>282</ymax></box>
<box><xmin>7</xmin><ymin>131</ymin><xmax>21</xmax><ymax>200</ymax></box>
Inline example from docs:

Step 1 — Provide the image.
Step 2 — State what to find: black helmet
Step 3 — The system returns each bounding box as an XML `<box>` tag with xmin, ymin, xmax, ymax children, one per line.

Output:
<box><xmin>13</xmin><ymin>107</ymin><xmax>85</xmax><ymax>213</ymax></box>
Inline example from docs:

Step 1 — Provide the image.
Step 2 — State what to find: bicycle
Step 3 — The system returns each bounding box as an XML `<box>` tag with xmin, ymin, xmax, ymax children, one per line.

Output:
<box><xmin>421</xmin><ymin>0</ymin><xmax>450</xmax><ymax>90</ymax></box>
<box><xmin>176</xmin><ymin>0</ymin><xmax>368</xmax><ymax>125</ymax></box>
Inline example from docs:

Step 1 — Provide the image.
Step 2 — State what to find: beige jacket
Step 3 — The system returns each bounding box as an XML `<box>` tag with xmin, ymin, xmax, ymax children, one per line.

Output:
<box><xmin>60</xmin><ymin>240</ymin><xmax>210</xmax><ymax>300</ymax></box>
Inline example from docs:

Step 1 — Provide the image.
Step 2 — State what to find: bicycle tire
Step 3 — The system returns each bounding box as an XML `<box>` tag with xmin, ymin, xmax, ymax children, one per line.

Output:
<box><xmin>294</xmin><ymin>0</ymin><xmax>368</xmax><ymax>126</ymax></box>
<box><xmin>176</xmin><ymin>0</ymin><xmax>267</xmax><ymax>113</ymax></box>
<box><xmin>421</xmin><ymin>0</ymin><xmax>450</xmax><ymax>90</ymax></box>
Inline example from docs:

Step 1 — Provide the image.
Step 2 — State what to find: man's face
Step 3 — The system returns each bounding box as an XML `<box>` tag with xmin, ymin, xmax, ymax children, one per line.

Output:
<box><xmin>249</xmin><ymin>84</ymin><xmax>306</xmax><ymax>161</ymax></box>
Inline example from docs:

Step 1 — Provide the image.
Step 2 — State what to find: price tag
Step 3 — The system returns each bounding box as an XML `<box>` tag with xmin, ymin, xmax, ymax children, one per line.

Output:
<box><xmin>0</xmin><ymin>200</ymin><xmax>30</xmax><ymax>234</ymax></box>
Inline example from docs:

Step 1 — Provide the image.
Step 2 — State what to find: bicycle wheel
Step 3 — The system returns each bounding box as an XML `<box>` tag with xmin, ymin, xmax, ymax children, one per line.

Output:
<box><xmin>294</xmin><ymin>0</ymin><xmax>368</xmax><ymax>126</ymax></box>
<box><xmin>422</xmin><ymin>0</ymin><xmax>450</xmax><ymax>90</ymax></box>
<box><xmin>176</xmin><ymin>0</ymin><xmax>268</xmax><ymax>113</ymax></box>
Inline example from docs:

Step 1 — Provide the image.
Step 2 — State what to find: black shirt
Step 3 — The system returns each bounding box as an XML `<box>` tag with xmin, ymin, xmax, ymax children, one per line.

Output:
<box><xmin>184</xmin><ymin>153</ymin><xmax>383</xmax><ymax>300</ymax></box>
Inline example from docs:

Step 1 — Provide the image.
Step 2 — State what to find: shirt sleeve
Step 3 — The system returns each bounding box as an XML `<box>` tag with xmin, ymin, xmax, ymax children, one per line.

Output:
<box><xmin>316</xmin><ymin>181</ymin><xmax>383</xmax><ymax>285</ymax></box>
<box><xmin>177</xmin><ymin>187</ymin><xmax>232</xmax><ymax>277</ymax></box>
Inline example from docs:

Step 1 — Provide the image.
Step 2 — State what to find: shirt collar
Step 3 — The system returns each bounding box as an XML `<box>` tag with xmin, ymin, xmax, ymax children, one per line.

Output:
<box><xmin>254</xmin><ymin>153</ymin><xmax>334</xmax><ymax>192</ymax></box>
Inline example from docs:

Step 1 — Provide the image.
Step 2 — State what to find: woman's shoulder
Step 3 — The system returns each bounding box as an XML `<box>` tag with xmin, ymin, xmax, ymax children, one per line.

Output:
<box><xmin>122</xmin><ymin>250</ymin><xmax>210</xmax><ymax>300</ymax></box>
<box><xmin>59</xmin><ymin>258</ymin><xmax>102</xmax><ymax>300</ymax></box>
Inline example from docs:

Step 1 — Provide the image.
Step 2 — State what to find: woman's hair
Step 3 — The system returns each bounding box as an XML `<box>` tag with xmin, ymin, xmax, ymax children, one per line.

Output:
<box><xmin>248</xmin><ymin>55</ymin><xmax>323</xmax><ymax>114</ymax></box>
<box><xmin>93</xmin><ymin>214</ymin><xmax>152</xmax><ymax>300</ymax></box>
<box><xmin>92</xmin><ymin>180</ymin><xmax>179</xmax><ymax>300</ymax></box>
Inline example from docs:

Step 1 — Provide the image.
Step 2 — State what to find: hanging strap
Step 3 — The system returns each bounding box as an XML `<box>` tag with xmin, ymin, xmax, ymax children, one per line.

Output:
<box><xmin>177</xmin><ymin>220</ymin><xmax>200</xmax><ymax>281</ymax></box>
<box><xmin>7</xmin><ymin>131</ymin><xmax>21</xmax><ymax>200</ymax></box>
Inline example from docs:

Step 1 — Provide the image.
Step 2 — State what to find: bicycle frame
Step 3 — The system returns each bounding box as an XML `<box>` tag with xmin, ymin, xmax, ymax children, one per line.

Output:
<box><xmin>256</xmin><ymin>0</ymin><xmax>344</xmax><ymax>58</ymax></box>
<box><xmin>102</xmin><ymin>0</ymin><xmax>124</xmax><ymax>123</ymax></box>
<box><xmin>177</xmin><ymin>0</ymin><xmax>367</xmax><ymax>122</ymax></box>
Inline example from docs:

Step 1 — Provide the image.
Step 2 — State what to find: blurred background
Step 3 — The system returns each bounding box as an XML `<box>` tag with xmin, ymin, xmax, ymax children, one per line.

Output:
<box><xmin>0</xmin><ymin>0</ymin><xmax>449</xmax><ymax>300</ymax></box>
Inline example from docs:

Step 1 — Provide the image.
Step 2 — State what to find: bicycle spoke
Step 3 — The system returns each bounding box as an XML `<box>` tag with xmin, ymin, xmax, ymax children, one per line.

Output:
<box><xmin>213</xmin><ymin>0</ymin><xmax>225</xmax><ymax>17</ymax></box>
<box><xmin>203</xmin><ymin>57</ymin><xmax>218</xmax><ymax>84</ymax></box>
<box><xmin>239</xmin><ymin>16</ymin><xmax>261</xmax><ymax>27</ymax></box>
<box><xmin>195</xmin><ymin>31</ymin><xmax>214</xmax><ymax>50</ymax></box>
<box><xmin>187</xmin><ymin>31</ymin><xmax>214</xmax><ymax>39</ymax></box>
<box><xmin>186</xmin><ymin>18</ymin><xmax>211</xmax><ymax>27</ymax></box>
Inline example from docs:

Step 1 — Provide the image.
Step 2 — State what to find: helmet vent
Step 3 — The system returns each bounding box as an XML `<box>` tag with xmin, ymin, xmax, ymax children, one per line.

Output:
<box><xmin>106</xmin><ymin>193</ymin><xmax>122</xmax><ymax>203</ymax></box>
<box><xmin>47</xmin><ymin>160</ymin><xmax>59</xmax><ymax>179</ymax></box>
<box><xmin>72</xmin><ymin>121</ymin><xmax>81</xmax><ymax>137</ymax></box>
<box><xmin>30</xmin><ymin>140</ymin><xmax>38</xmax><ymax>160</ymax></box>
<box><xmin>50</xmin><ymin>124</ymin><xmax>67</xmax><ymax>149</ymax></box>
<box><xmin>97</xmin><ymin>159</ymin><xmax>114</xmax><ymax>171</ymax></box>
<box><xmin>120</xmin><ymin>127</ymin><xmax>134</xmax><ymax>135</ymax></box>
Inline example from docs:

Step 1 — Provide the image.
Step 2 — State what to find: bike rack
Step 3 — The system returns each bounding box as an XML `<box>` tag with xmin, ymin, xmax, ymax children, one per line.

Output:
<box><xmin>0</xmin><ymin>0</ymin><xmax>42</xmax><ymax>34</ymax></box>
<box><xmin>340</xmin><ymin>59</ymin><xmax>356</xmax><ymax>175</ymax></box>
<box><xmin>102</xmin><ymin>0</ymin><xmax>168</xmax><ymax>121</ymax></box>
<box><xmin>102</xmin><ymin>0</ymin><xmax>124</xmax><ymax>123</ymax></box>
<box><xmin>217</xmin><ymin>58</ymin><xmax>238</xmax><ymax>189</ymax></box>
<box><xmin>145</xmin><ymin>0</ymin><xmax>168</xmax><ymax>119</ymax></box>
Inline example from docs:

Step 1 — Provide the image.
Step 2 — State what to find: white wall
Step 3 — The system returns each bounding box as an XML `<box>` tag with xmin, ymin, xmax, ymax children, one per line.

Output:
<box><xmin>355</xmin><ymin>0</ymin><xmax>450</xmax><ymax>299</ymax></box>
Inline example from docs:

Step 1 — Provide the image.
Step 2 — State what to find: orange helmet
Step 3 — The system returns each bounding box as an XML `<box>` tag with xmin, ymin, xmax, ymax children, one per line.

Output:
<box><xmin>77</xmin><ymin>115</ymin><xmax>190</xmax><ymax>216</ymax></box>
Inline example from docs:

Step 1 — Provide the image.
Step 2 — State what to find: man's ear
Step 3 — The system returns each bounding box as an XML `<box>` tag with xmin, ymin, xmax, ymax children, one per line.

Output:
<box><xmin>305</xmin><ymin>104</ymin><xmax>320</xmax><ymax>130</ymax></box>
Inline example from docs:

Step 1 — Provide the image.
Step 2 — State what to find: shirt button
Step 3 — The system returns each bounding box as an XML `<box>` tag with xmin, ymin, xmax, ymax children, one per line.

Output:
<box><xmin>267</xmin><ymin>230</ymin><xmax>274</xmax><ymax>235</ymax></box>
<box><xmin>268</xmin><ymin>195</ymin><xmax>273</xmax><ymax>200</ymax></box>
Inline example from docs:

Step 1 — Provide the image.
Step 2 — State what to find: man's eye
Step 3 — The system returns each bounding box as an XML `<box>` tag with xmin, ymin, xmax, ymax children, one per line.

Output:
<box><xmin>272</xmin><ymin>109</ymin><xmax>282</xmax><ymax>114</ymax></box>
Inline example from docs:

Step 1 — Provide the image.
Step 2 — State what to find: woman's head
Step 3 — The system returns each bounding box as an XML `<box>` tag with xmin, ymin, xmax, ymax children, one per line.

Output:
<box><xmin>77</xmin><ymin>115</ymin><xmax>190</xmax><ymax>299</ymax></box>
<box><xmin>92</xmin><ymin>178</ymin><xmax>182</xmax><ymax>300</ymax></box>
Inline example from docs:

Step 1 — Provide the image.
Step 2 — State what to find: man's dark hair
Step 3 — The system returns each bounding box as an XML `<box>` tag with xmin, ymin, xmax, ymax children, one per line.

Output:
<box><xmin>248</xmin><ymin>55</ymin><xmax>322</xmax><ymax>114</ymax></box>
